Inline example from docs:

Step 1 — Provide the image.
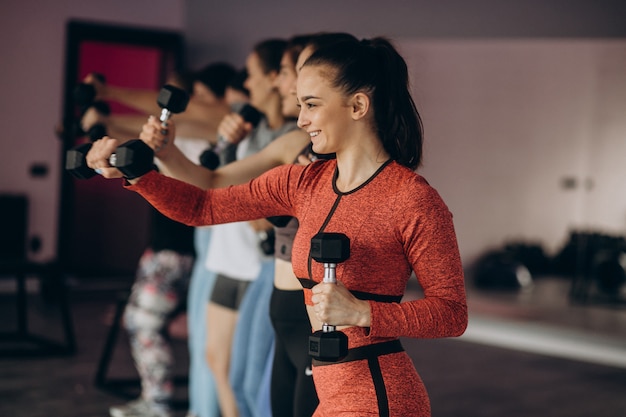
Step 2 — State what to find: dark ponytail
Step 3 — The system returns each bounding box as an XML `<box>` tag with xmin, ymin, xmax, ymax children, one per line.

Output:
<box><xmin>304</xmin><ymin>37</ymin><xmax>423</xmax><ymax>170</ymax></box>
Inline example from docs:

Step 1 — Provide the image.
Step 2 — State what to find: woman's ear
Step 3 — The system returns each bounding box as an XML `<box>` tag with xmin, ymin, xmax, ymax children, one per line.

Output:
<box><xmin>350</xmin><ymin>92</ymin><xmax>370</xmax><ymax>120</ymax></box>
<box><xmin>267</xmin><ymin>70</ymin><xmax>279</xmax><ymax>85</ymax></box>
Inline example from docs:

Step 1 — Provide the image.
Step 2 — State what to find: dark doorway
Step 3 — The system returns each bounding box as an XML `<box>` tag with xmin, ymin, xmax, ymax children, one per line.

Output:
<box><xmin>59</xmin><ymin>20</ymin><xmax>185</xmax><ymax>278</ymax></box>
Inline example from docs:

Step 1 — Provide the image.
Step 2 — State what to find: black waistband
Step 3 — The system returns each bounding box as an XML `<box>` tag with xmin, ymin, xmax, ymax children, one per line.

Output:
<box><xmin>312</xmin><ymin>339</ymin><xmax>404</xmax><ymax>367</ymax></box>
<box><xmin>298</xmin><ymin>278</ymin><xmax>402</xmax><ymax>303</ymax></box>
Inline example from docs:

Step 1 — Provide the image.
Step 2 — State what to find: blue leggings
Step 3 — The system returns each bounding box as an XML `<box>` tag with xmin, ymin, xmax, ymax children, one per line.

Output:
<box><xmin>229</xmin><ymin>259</ymin><xmax>276</xmax><ymax>417</ymax></box>
<box><xmin>187</xmin><ymin>228</ymin><xmax>220</xmax><ymax>417</ymax></box>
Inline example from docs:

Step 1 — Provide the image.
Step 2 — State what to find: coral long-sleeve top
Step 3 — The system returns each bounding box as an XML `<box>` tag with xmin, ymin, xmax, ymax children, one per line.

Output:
<box><xmin>128</xmin><ymin>159</ymin><xmax>468</xmax><ymax>343</ymax></box>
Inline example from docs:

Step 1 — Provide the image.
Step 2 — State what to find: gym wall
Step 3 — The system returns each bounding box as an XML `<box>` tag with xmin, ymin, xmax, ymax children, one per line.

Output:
<box><xmin>184</xmin><ymin>0</ymin><xmax>626</xmax><ymax>266</ymax></box>
<box><xmin>0</xmin><ymin>0</ymin><xmax>184</xmax><ymax>268</ymax></box>
<box><xmin>399</xmin><ymin>39</ymin><xmax>626</xmax><ymax>263</ymax></box>
<box><xmin>1</xmin><ymin>0</ymin><xmax>625</xmax><ymax>273</ymax></box>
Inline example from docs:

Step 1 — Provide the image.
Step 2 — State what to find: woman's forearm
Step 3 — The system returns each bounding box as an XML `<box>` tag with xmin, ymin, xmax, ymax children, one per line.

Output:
<box><xmin>156</xmin><ymin>144</ymin><xmax>216</xmax><ymax>189</ymax></box>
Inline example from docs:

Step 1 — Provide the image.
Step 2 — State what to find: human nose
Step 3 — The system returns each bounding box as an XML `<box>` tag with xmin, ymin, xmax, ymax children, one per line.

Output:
<box><xmin>288</xmin><ymin>78</ymin><xmax>297</xmax><ymax>96</ymax></box>
<box><xmin>297</xmin><ymin>108</ymin><xmax>308</xmax><ymax>130</ymax></box>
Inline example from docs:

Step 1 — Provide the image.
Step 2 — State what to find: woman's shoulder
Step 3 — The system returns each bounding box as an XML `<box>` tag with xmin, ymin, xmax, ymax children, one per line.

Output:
<box><xmin>385</xmin><ymin>162</ymin><xmax>448</xmax><ymax>207</ymax></box>
<box><xmin>385</xmin><ymin>161</ymin><xmax>431</xmax><ymax>188</ymax></box>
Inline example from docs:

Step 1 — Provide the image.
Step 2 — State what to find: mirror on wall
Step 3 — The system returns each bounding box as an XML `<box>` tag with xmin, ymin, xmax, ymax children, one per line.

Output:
<box><xmin>59</xmin><ymin>20</ymin><xmax>185</xmax><ymax>278</ymax></box>
<box><xmin>398</xmin><ymin>39</ymin><xmax>626</xmax><ymax>305</ymax></box>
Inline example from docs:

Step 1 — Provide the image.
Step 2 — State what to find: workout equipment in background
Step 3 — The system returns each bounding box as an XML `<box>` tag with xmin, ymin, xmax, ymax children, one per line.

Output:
<box><xmin>473</xmin><ymin>250</ymin><xmax>533</xmax><ymax>290</ymax></box>
<box><xmin>563</xmin><ymin>230</ymin><xmax>626</xmax><ymax>304</ymax></box>
<box><xmin>591</xmin><ymin>249</ymin><xmax>626</xmax><ymax>295</ymax></box>
<box><xmin>199</xmin><ymin>103</ymin><xmax>263</xmax><ymax>170</ymax></box>
<box><xmin>473</xmin><ymin>232</ymin><xmax>626</xmax><ymax>305</ymax></box>
<box><xmin>308</xmin><ymin>232</ymin><xmax>350</xmax><ymax>362</ymax></box>
<box><xmin>473</xmin><ymin>241</ymin><xmax>554</xmax><ymax>290</ymax></box>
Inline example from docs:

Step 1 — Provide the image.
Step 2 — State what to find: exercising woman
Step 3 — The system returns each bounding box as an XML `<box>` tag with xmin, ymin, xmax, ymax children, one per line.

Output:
<box><xmin>89</xmin><ymin>35</ymin><xmax>468</xmax><ymax>416</ymax></box>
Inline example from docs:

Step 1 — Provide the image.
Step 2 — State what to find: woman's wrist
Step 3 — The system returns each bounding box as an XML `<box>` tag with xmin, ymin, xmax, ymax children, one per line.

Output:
<box><xmin>355</xmin><ymin>299</ymin><xmax>372</xmax><ymax>327</ymax></box>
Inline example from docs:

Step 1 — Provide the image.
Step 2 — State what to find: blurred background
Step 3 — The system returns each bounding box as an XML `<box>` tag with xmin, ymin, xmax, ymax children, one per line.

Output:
<box><xmin>0</xmin><ymin>1</ymin><xmax>625</xmax><ymax>416</ymax></box>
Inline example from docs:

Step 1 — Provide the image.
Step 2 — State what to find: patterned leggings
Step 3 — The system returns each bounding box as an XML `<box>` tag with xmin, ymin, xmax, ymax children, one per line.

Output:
<box><xmin>123</xmin><ymin>249</ymin><xmax>194</xmax><ymax>404</ymax></box>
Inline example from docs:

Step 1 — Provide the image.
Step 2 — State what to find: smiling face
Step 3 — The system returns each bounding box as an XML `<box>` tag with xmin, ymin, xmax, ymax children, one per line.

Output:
<box><xmin>296</xmin><ymin>65</ymin><xmax>354</xmax><ymax>155</ymax></box>
<box><xmin>274</xmin><ymin>52</ymin><xmax>299</xmax><ymax>118</ymax></box>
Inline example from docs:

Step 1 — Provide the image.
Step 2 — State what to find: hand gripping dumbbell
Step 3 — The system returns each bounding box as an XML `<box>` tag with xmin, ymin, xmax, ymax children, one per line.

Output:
<box><xmin>199</xmin><ymin>103</ymin><xmax>263</xmax><ymax>170</ymax></box>
<box><xmin>66</xmin><ymin>84</ymin><xmax>187</xmax><ymax>179</ymax></box>
<box><xmin>65</xmin><ymin>139</ymin><xmax>154</xmax><ymax>180</ymax></box>
<box><xmin>308</xmin><ymin>232</ymin><xmax>350</xmax><ymax>362</ymax></box>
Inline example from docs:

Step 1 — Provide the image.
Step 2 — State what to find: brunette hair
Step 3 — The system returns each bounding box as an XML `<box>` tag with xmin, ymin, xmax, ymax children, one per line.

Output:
<box><xmin>285</xmin><ymin>32</ymin><xmax>358</xmax><ymax>69</ymax></box>
<box><xmin>305</xmin><ymin>32</ymin><xmax>358</xmax><ymax>56</ymax></box>
<box><xmin>304</xmin><ymin>37</ymin><xmax>423</xmax><ymax>170</ymax></box>
<box><xmin>192</xmin><ymin>62</ymin><xmax>237</xmax><ymax>98</ymax></box>
<box><xmin>226</xmin><ymin>68</ymin><xmax>249</xmax><ymax>97</ymax></box>
<box><xmin>284</xmin><ymin>35</ymin><xmax>315</xmax><ymax>68</ymax></box>
<box><xmin>253</xmin><ymin>38</ymin><xmax>288</xmax><ymax>74</ymax></box>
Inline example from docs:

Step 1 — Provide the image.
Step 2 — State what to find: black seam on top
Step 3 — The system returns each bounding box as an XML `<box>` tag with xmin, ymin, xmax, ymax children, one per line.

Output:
<box><xmin>306</xmin><ymin>159</ymin><xmax>392</xmax><ymax>280</ymax></box>
<box><xmin>307</xmin><ymin>193</ymin><xmax>343</xmax><ymax>280</ymax></box>
<box><xmin>332</xmin><ymin>159</ymin><xmax>393</xmax><ymax>195</ymax></box>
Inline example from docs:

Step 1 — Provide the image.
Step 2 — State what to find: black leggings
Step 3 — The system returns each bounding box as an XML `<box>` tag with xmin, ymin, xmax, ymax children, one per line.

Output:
<box><xmin>269</xmin><ymin>287</ymin><xmax>319</xmax><ymax>417</ymax></box>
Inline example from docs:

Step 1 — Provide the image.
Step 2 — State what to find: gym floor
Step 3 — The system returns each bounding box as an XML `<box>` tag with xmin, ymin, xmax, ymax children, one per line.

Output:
<box><xmin>0</xmin><ymin>273</ymin><xmax>625</xmax><ymax>417</ymax></box>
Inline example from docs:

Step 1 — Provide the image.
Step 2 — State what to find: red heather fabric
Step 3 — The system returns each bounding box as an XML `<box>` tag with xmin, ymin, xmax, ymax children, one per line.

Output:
<box><xmin>128</xmin><ymin>159</ymin><xmax>467</xmax><ymax>416</ymax></box>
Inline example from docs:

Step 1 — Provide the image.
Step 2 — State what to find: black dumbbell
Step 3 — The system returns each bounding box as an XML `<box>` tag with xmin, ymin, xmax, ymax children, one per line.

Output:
<box><xmin>154</xmin><ymin>84</ymin><xmax>189</xmax><ymax>153</ymax></box>
<box><xmin>65</xmin><ymin>139</ymin><xmax>154</xmax><ymax>180</ymax></box>
<box><xmin>84</xmin><ymin>100</ymin><xmax>111</xmax><ymax>142</ymax></box>
<box><xmin>66</xmin><ymin>84</ymin><xmax>186</xmax><ymax>179</ymax></box>
<box><xmin>73</xmin><ymin>101</ymin><xmax>111</xmax><ymax>142</ymax></box>
<box><xmin>84</xmin><ymin>123</ymin><xmax>108</xmax><ymax>142</ymax></box>
<box><xmin>157</xmin><ymin>84</ymin><xmax>190</xmax><ymax>132</ymax></box>
<box><xmin>74</xmin><ymin>73</ymin><xmax>106</xmax><ymax>109</ymax></box>
<box><xmin>308</xmin><ymin>232</ymin><xmax>350</xmax><ymax>362</ymax></box>
<box><xmin>199</xmin><ymin>103</ymin><xmax>263</xmax><ymax>170</ymax></box>
<box><xmin>199</xmin><ymin>146</ymin><xmax>221</xmax><ymax>171</ymax></box>
<box><xmin>237</xmin><ymin>103</ymin><xmax>263</xmax><ymax>128</ymax></box>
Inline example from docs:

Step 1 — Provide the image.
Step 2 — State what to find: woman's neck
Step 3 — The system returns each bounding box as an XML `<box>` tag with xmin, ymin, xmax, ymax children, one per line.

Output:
<box><xmin>334</xmin><ymin>136</ymin><xmax>390</xmax><ymax>193</ymax></box>
<box><xmin>261</xmin><ymin>95</ymin><xmax>286</xmax><ymax>130</ymax></box>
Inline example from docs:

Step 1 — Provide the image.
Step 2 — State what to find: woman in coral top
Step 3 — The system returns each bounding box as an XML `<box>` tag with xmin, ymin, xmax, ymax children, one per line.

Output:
<box><xmin>88</xmin><ymin>36</ymin><xmax>468</xmax><ymax>417</ymax></box>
